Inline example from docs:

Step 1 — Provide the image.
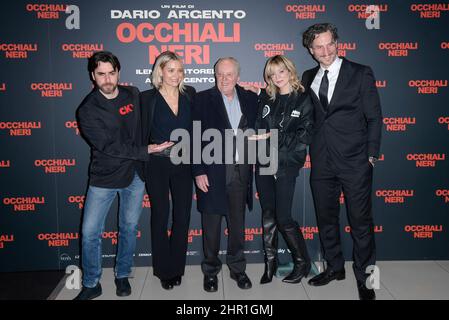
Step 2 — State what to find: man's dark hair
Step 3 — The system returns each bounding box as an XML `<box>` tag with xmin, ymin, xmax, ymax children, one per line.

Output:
<box><xmin>302</xmin><ymin>23</ymin><xmax>339</xmax><ymax>49</ymax></box>
<box><xmin>87</xmin><ymin>51</ymin><xmax>121</xmax><ymax>74</ymax></box>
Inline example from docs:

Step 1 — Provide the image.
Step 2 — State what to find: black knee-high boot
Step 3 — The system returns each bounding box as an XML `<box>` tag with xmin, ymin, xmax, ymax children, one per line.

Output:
<box><xmin>279</xmin><ymin>222</ymin><xmax>311</xmax><ymax>283</ymax></box>
<box><xmin>260</xmin><ymin>209</ymin><xmax>278</xmax><ymax>284</ymax></box>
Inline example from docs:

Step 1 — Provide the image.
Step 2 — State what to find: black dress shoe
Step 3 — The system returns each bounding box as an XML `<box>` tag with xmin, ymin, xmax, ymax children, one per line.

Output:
<box><xmin>171</xmin><ymin>276</ymin><xmax>182</xmax><ymax>286</ymax></box>
<box><xmin>230</xmin><ymin>272</ymin><xmax>252</xmax><ymax>289</ymax></box>
<box><xmin>115</xmin><ymin>278</ymin><xmax>131</xmax><ymax>297</ymax></box>
<box><xmin>308</xmin><ymin>269</ymin><xmax>346</xmax><ymax>287</ymax></box>
<box><xmin>203</xmin><ymin>275</ymin><xmax>218</xmax><ymax>292</ymax></box>
<box><xmin>357</xmin><ymin>281</ymin><xmax>376</xmax><ymax>300</ymax></box>
<box><xmin>73</xmin><ymin>283</ymin><xmax>102</xmax><ymax>300</ymax></box>
<box><xmin>161</xmin><ymin>279</ymin><xmax>174</xmax><ymax>290</ymax></box>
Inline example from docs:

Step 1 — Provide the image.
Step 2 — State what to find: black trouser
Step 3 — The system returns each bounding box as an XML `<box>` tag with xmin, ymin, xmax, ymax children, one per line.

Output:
<box><xmin>201</xmin><ymin>164</ymin><xmax>249</xmax><ymax>277</ymax></box>
<box><xmin>147</xmin><ymin>155</ymin><xmax>192</xmax><ymax>280</ymax></box>
<box><xmin>256</xmin><ymin>167</ymin><xmax>300</xmax><ymax>227</ymax></box>
<box><xmin>256</xmin><ymin>167</ymin><xmax>309</xmax><ymax>261</ymax></box>
<box><xmin>310</xmin><ymin>158</ymin><xmax>376</xmax><ymax>282</ymax></box>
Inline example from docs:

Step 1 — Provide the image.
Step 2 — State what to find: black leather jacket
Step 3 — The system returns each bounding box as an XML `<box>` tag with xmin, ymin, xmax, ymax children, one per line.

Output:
<box><xmin>255</xmin><ymin>89</ymin><xmax>314</xmax><ymax>173</ymax></box>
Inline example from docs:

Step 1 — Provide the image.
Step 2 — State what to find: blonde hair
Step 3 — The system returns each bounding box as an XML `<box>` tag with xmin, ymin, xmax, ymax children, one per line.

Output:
<box><xmin>151</xmin><ymin>51</ymin><xmax>186</xmax><ymax>93</ymax></box>
<box><xmin>264</xmin><ymin>55</ymin><xmax>304</xmax><ymax>101</ymax></box>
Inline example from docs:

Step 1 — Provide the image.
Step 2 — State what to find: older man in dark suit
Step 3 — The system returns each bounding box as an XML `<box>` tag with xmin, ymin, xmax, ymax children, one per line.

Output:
<box><xmin>192</xmin><ymin>57</ymin><xmax>258</xmax><ymax>292</ymax></box>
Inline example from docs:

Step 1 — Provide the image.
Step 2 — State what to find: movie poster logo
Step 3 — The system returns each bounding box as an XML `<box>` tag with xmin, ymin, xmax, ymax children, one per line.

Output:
<box><xmin>438</xmin><ymin>116</ymin><xmax>449</xmax><ymax>130</ymax></box>
<box><xmin>375</xmin><ymin>190</ymin><xmax>414</xmax><ymax>204</ymax></box>
<box><xmin>435</xmin><ymin>189</ymin><xmax>449</xmax><ymax>204</ymax></box>
<box><xmin>142</xmin><ymin>194</ymin><xmax>151</xmax><ymax>208</ymax></box>
<box><xmin>68</xmin><ymin>195</ymin><xmax>85</xmax><ymax>210</ymax></box>
<box><xmin>113</xmin><ymin>5</ymin><xmax>245</xmax><ymax>64</ymax></box>
<box><xmin>102</xmin><ymin>231</ymin><xmax>142</xmax><ymax>245</ymax></box>
<box><xmin>0</xmin><ymin>160</ymin><xmax>11</xmax><ymax>168</ymax></box>
<box><xmin>254</xmin><ymin>43</ymin><xmax>294</xmax><ymax>58</ymax></box>
<box><xmin>406</xmin><ymin>153</ymin><xmax>445</xmax><ymax>167</ymax></box>
<box><xmin>376</xmin><ymin>80</ymin><xmax>387</xmax><ymax>88</ymax></box>
<box><xmin>337</xmin><ymin>42</ymin><xmax>357</xmax><ymax>57</ymax></box>
<box><xmin>65</xmin><ymin>121</ymin><xmax>80</xmax><ymax>135</ymax></box>
<box><xmin>245</xmin><ymin>227</ymin><xmax>262</xmax><ymax>242</ymax></box>
<box><xmin>301</xmin><ymin>226</ymin><xmax>319</xmax><ymax>240</ymax></box>
<box><xmin>26</xmin><ymin>3</ymin><xmax>67</xmax><ymax>19</ymax></box>
<box><xmin>0</xmin><ymin>234</ymin><xmax>15</xmax><ymax>249</ymax></box>
<box><xmin>378</xmin><ymin>42</ymin><xmax>418</xmax><ymax>57</ymax></box>
<box><xmin>2</xmin><ymin>196</ymin><xmax>45</xmax><ymax>212</ymax></box>
<box><xmin>37</xmin><ymin>232</ymin><xmax>77</xmax><ymax>247</ymax></box>
<box><xmin>61</xmin><ymin>43</ymin><xmax>104</xmax><ymax>59</ymax></box>
<box><xmin>0</xmin><ymin>43</ymin><xmax>37</xmax><ymax>59</ymax></box>
<box><xmin>34</xmin><ymin>159</ymin><xmax>76</xmax><ymax>174</ymax></box>
<box><xmin>345</xmin><ymin>226</ymin><xmax>383</xmax><ymax>233</ymax></box>
<box><xmin>384</xmin><ymin>117</ymin><xmax>416</xmax><ymax>132</ymax></box>
<box><xmin>31</xmin><ymin>83</ymin><xmax>72</xmax><ymax>97</ymax></box>
<box><xmin>137</xmin><ymin>67</ymin><xmax>216</xmax><ymax>85</ymax></box>
<box><xmin>223</xmin><ymin>228</ymin><xmax>262</xmax><ymax>242</ymax></box>
<box><xmin>187</xmin><ymin>229</ymin><xmax>202</xmax><ymax>243</ymax></box>
<box><xmin>404</xmin><ymin>225</ymin><xmax>443</xmax><ymax>239</ymax></box>
<box><xmin>0</xmin><ymin>83</ymin><xmax>5</xmax><ymax>91</ymax></box>
<box><xmin>285</xmin><ymin>4</ymin><xmax>326</xmax><ymax>19</ymax></box>
<box><xmin>409</xmin><ymin>80</ymin><xmax>447</xmax><ymax>94</ymax></box>
<box><xmin>442</xmin><ymin>42</ymin><xmax>449</xmax><ymax>50</ymax></box>
<box><xmin>0</xmin><ymin>121</ymin><xmax>42</xmax><ymax>136</ymax></box>
<box><xmin>347</xmin><ymin>4</ymin><xmax>388</xmax><ymax>19</ymax></box>
<box><xmin>410</xmin><ymin>3</ymin><xmax>449</xmax><ymax>19</ymax></box>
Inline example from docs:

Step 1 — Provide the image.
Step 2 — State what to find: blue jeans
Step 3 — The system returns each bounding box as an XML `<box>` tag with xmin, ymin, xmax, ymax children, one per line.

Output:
<box><xmin>81</xmin><ymin>173</ymin><xmax>145</xmax><ymax>288</ymax></box>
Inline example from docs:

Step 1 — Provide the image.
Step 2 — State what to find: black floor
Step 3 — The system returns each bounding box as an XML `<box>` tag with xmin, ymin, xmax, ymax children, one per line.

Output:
<box><xmin>0</xmin><ymin>270</ymin><xmax>65</xmax><ymax>300</ymax></box>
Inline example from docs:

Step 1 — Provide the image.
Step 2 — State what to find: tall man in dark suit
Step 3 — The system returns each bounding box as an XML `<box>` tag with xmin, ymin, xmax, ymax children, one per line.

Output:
<box><xmin>192</xmin><ymin>57</ymin><xmax>258</xmax><ymax>292</ymax></box>
<box><xmin>301</xmin><ymin>23</ymin><xmax>383</xmax><ymax>300</ymax></box>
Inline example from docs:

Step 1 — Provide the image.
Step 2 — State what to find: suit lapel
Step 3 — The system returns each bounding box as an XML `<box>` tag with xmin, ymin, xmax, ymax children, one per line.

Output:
<box><xmin>328</xmin><ymin>58</ymin><xmax>354</xmax><ymax>109</ymax></box>
<box><xmin>304</xmin><ymin>66</ymin><xmax>326</xmax><ymax>113</ymax></box>
<box><xmin>304</xmin><ymin>66</ymin><xmax>319</xmax><ymax>90</ymax></box>
<box><xmin>141</xmin><ymin>89</ymin><xmax>158</xmax><ymax>143</ymax></box>
<box><xmin>212</xmin><ymin>86</ymin><xmax>232</xmax><ymax>129</ymax></box>
<box><xmin>235</xmin><ymin>86</ymin><xmax>248</xmax><ymax>129</ymax></box>
<box><xmin>149</xmin><ymin>91</ymin><xmax>157</xmax><ymax>128</ymax></box>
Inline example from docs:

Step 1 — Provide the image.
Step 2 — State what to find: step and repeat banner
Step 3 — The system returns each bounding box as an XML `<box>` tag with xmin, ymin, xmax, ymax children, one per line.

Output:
<box><xmin>0</xmin><ymin>0</ymin><xmax>448</xmax><ymax>272</ymax></box>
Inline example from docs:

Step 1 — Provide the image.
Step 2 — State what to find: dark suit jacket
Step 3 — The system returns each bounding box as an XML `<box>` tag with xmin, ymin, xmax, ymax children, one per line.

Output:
<box><xmin>301</xmin><ymin>58</ymin><xmax>382</xmax><ymax>171</ymax></box>
<box><xmin>192</xmin><ymin>85</ymin><xmax>258</xmax><ymax>215</ymax></box>
<box><xmin>140</xmin><ymin>85</ymin><xmax>196</xmax><ymax>179</ymax></box>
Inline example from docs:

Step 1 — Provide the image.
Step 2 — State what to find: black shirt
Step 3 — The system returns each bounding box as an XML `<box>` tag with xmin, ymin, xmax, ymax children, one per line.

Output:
<box><xmin>268</xmin><ymin>93</ymin><xmax>290</xmax><ymax>130</ymax></box>
<box><xmin>150</xmin><ymin>91</ymin><xmax>192</xmax><ymax>143</ymax></box>
<box><xmin>77</xmin><ymin>86</ymin><xmax>147</xmax><ymax>188</ymax></box>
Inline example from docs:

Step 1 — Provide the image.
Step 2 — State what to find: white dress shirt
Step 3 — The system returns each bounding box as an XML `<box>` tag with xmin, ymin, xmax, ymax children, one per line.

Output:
<box><xmin>311</xmin><ymin>57</ymin><xmax>343</xmax><ymax>105</ymax></box>
<box><xmin>222</xmin><ymin>89</ymin><xmax>242</xmax><ymax>162</ymax></box>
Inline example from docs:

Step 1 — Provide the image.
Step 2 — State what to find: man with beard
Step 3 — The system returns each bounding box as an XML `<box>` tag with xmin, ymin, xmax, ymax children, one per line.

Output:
<box><xmin>75</xmin><ymin>51</ymin><xmax>170</xmax><ymax>300</ymax></box>
<box><xmin>301</xmin><ymin>23</ymin><xmax>382</xmax><ymax>300</ymax></box>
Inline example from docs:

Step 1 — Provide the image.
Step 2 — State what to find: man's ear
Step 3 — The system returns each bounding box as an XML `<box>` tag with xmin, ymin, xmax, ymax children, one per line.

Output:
<box><xmin>91</xmin><ymin>72</ymin><xmax>95</xmax><ymax>81</ymax></box>
<box><xmin>309</xmin><ymin>48</ymin><xmax>313</xmax><ymax>55</ymax></box>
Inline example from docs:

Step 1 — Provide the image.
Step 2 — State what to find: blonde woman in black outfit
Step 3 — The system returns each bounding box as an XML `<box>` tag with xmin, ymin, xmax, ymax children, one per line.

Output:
<box><xmin>140</xmin><ymin>51</ymin><xmax>195</xmax><ymax>290</ymax></box>
<box><xmin>252</xmin><ymin>55</ymin><xmax>314</xmax><ymax>284</ymax></box>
